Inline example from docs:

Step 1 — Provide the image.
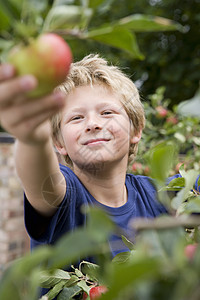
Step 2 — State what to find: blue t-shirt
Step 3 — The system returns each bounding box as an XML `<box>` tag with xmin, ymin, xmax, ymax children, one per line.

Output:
<box><xmin>24</xmin><ymin>164</ymin><xmax>174</xmax><ymax>257</ymax></box>
<box><xmin>24</xmin><ymin>166</ymin><xmax>199</xmax><ymax>299</ymax></box>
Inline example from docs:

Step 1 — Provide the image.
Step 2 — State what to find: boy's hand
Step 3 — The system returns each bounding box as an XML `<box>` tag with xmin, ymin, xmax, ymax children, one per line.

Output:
<box><xmin>0</xmin><ymin>63</ymin><xmax>65</xmax><ymax>144</ymax></box>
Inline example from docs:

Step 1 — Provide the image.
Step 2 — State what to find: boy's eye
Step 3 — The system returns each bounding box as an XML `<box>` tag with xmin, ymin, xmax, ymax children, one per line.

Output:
<box><xmin>71</xmin><ymin>115</ymin><xmax>83</xmax><ymax>121</ymax></box>
<box><xmin>102</xmin><ymin>110</ymin><xmax>113</xmax><ymax>115</ymax></box>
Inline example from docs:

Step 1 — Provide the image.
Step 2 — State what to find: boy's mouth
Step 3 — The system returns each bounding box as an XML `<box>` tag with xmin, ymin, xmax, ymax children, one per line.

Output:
<box><xmin>83</xmin><ymin>138</ymin><xmax>110</xmax><ymax>145</ymax></box>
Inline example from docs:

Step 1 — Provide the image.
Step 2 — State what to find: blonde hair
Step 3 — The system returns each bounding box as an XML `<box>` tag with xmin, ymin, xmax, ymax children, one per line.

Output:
<box><xmin>51</xmin><ymin>54</ymin><xmax>145</xmax><ymax>167</ymax></box>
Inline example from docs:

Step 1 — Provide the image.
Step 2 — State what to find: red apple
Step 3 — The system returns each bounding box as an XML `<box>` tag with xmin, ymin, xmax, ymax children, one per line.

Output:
<box><xmin>155</xmin><ymin>106</ymin><xmax>168</xmax><ymax>118</ymax></box>
<box><xmin>8</xmin><ymin>33</ymin><xmax>72</xmax><ymax>98</ymax></box>
<box><xmin>89</xmin><ymin>286</ymin><xmax>108</xmax><ymax>300</ymax></box>
<box><xmin>82</xmin><ymin>291</ymin><xmax>88</xmax><ymax>299</ymax></box>
<box><xmin>184</xmin><ymin>243</ymin><xmax>198</xmax><ymax>260</ymax></box>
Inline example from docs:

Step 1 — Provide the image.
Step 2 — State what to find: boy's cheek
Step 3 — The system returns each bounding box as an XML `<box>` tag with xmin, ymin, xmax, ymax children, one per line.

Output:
<box><xmin>112</xmin><ymin>126</ymin><xmax>130</xmax><ymax>140</ymax></box>
<box><xmin>62</xmin><ymin>128</ymin><xmax>79</xmax><ymax>143</ymax></box>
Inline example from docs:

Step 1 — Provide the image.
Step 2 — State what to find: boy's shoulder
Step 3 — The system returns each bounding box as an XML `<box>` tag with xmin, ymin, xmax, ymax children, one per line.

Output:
<box><xmin>59</xmin><ymin>164</ymin><xmax>85</xmax><ymax>198</ymax></box>
<box><xmin>60</xmin><ymin>163</ymin><xmax>74</xmax><ymax>174</ymax></box>
<box><xmin>126</xmin><ymin>173</ymin><xmax>182</xmax><ymax>191</ymax></box>
<box><xmin>59</xmin><ymin>164</ymin><xmax>80</xmax><ymax>184</ymax></box>
<box><xmin>126</xmin><ymin>173</ymin><xmax>156</xmax><ymax>190</ymax></box>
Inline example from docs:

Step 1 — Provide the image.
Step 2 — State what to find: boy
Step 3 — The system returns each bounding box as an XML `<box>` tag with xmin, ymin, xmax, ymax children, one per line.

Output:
<box><xmin>0</xmin><ymin>54</ymin><xmax>169</xmax><ymax>258</ymax></box>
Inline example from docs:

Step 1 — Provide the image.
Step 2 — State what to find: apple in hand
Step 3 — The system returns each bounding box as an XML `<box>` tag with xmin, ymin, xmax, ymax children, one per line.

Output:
<box><xmin>89</xmin><ymin>285</ymin><xmax>108</xmax><ymax>299</ymax></box>
<box><xmin>8</xmin><ymin>33</ymin><xmax>72</xmax><ymax>98</ymax></box>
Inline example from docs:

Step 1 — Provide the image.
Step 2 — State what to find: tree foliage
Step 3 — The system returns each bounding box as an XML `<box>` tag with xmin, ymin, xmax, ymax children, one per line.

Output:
<box><xmin>0</xmin><ymin>0</ymin><xmax>199</xmax><ymax>105</ymax></box>
<box><xmin>90</xmin><ymin>0</ymin><xmax>200</xmax><ymax>106</ymax></box>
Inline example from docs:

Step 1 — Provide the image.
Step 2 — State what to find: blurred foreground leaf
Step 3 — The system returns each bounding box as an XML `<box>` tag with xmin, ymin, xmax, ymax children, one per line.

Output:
<box><xmin>145</xmin><ymin>141</ymin><xmax>176</xmax><ymax>184</ymax></box>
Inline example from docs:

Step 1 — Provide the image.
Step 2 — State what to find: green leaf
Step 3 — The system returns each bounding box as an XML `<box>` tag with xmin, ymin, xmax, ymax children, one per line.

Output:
<box><xmin>86</xmin><ymin>207</ymin><xmax>116</xmax><ymax>240</ymax></box>
<box><xmin>0</xmin><ymin>0</ymin><xmax>22</xmax><ymax>21</ymax></box>
<box><xmin>39</xmin><ymin>269</ymin><xmax>71</xmax><ymax>288</ymax></box>
<box><xmin>77</xmin><ymin>280</ymin><xmax>90</xmax><ymax>294</ymax></box>
<box><xmin>86</xmin><ymin>26</ymin><xmax>144</xmax><ymax>59</ymax></box>
<box><xmin>65</xmin><ymin>275</ymin><xmax>79</xmax><ymax>287</ymax></box>
<box><xmin>0</xmin><ymin>246</ymin><xmax>53</xmax><ymax>300</ymax></box>
<box><xmin>112</xmin><ymin>251</ymin><xmax>132</xmax><ymax>264</ymax></box>
<box><xmin>171</xmin><ymin>170</ymin><xmax>199</xmax><ymax>210</ymax></box>
<box><xmin>0</xmin><ymin>38</ymin><xmax>14</xmax><ymax>62</ymax></box>
<box><xmin>88</xmin><ymin>0</ymin><xmax>116</xmax><ymax>14</ymax></box>
<box><xmin>49</xmin><ymin>208</ymin><xmax>114</xmax><ymax>268</ymax></box>
<box><xmin>137</xmin><ymin>226</ymin><xmax>185</xmax><ymax>259</ymax></box>
<box><xmin>192</xmin><ymin>136</ymin><xmax>200</xmax><ymax>146</ymax></box>
<box><xmin>28</xmin><ymin>269</ymin><xmax>47</xmax><ymax>300</ymax></box>
<box><xmin>45</xmin><ymin>280</ymin><xmax>67</xmax><ymax>300</ymax></box>
<box><xmin>0</xmin><ymin>10</ymin><xmax>10</xmax><ymax>31</ymax></box>
<box><xmin>100</xmin><ymin>257</ymin><xmax>160</xmax><ymax>300</ymax></box>
<box><xmin>88</xmin><ymin>0</ymin><xmax>106</xmax><ymax>9</ymax></box>
<box><xmin>168</xmin><ymin>177</ymin><xmax>185</xmax><ymax>189</ymax></box>
<box><xmin>179</xmin><ymin>164</ymin><xmax>187</xmax><ymax>178</ymax></box>
<box><xmin>57</xmin><ymin>285</ymin><xmax>82</xmax><ymax>300</ymax></box>
<box><xmin>114</xmin><ymin>14</ymin><xmax>182</xmax><ymax>32</ymax></box>
<box><xmin>174</xmin><ymin>132</ymin><xmax>186</xmax><ymax>143</ymax></box>
<box><xmin>49</xmin><ymin>229</ymin><xmax>103</xmax><ymax>268</ymax></box>
<box><xmin>6</xmin><ymin>246</ymin><xmax>53</xmax><ymax>278</ymax></box>
<box><xmin>146</xmin><ymin>142</ymin><xmax>176</xmax><ymax>184</ymax></box>
<box><xmin>27</xmin><ymin>0</ymin><xmax>48</xmax><ymax>13</ymax></box>
<box><xmin>184</xmin><ymin>197</ymin><xmax>200</xmax><ymax>213</ymax></box>
<box><xmin>43</xmin><ymin>5</ymin><xmax>93</xmax><ymax>31</ymax></box>
<box><xmin>75</xmin><ymin>268</ymin><xmax>83</xmax><ymax>278</ymax></box>
<box><xmin>0</xmin><ymin>38</ymin><xmax>14</xmax><ymax>50</ymax></box>
<box><xmin>121</xmin><ymin>235</ymin><xmax>135</xmax><ymax>250</ymax></box>
<box><xmin>53</xmin><ymin>0</ymin><xmax>76</xmax><ymax>5</ymax></box>
<box><xmin>80</xmin><ymin>261</ymin><xmax>100</xmax><ymax>282</ymax></box>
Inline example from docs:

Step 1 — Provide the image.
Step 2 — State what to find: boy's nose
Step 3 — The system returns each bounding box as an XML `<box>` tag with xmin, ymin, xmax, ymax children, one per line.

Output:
<box><xmin>85</xmin><ymin>115</ymin><xmax>102</xmax><ymax>132</ymax></box>
<box><xmin>86</xmin><ymin>122</ymin><xmax>102</xmax><ymax>132</ymax></box>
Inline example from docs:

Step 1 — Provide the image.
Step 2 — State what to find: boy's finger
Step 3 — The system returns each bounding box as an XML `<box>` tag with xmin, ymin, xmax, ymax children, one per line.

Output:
<box><xmin>0</xmin><ymin>64</ymin><xmax>15</xmax><ymax>81</ymax></box>
<box><xmin>17</xmin><ymin>107</ymin><xmax>63</xmax><ymax>134</ymax></box>
<box><xmin>0</xmin><ymin>75</ymin><xmax>37</xmax><ymax>108</ymax></box>
<box><xmin>9</xmin><ymin>92</ymin><xmax>65</xmax><ymax>126</ymax></box>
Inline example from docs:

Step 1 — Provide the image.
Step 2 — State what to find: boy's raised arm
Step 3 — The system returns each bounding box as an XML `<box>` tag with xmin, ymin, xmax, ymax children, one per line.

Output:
<box><xmin>0</xmin><ymin>64</ymin><xmax>66</xmax><ymax>216</ymax></box>
<box><xmin>15</xmin><ymin>138</ymin><xmax>66</xmax><ymax>217</ymax></box>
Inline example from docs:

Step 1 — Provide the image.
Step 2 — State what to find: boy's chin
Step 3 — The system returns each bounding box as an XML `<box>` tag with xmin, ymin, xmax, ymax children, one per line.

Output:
<box><xmin>72</xmin><ymin>152</ymin><xmax>129</xmax><ymax>174</ymax></box>
<box><xmin>76</xmin><ymin>160</ymin><xmax>106</xmax><ymax>173</ymax></box>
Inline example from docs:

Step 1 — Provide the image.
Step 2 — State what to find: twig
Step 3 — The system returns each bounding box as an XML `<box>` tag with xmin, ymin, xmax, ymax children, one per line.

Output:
<box><xmin>131</xmin><ymin>215</ymin><xmax>200</xmax><ymax>231</ymax></box>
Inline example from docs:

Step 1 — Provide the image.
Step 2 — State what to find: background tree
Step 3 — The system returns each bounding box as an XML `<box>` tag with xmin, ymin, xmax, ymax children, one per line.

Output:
<box><xmin>83</xmin><ymin>0</ymin><xmax>200</xmax><ymax>106</ymax></box>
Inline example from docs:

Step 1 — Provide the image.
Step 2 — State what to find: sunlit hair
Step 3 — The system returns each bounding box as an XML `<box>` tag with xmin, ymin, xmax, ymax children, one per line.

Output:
<box><xmin>51</xmin><ymin>54</ymin><xmax>145</xmax><ymax>167</ymax></box>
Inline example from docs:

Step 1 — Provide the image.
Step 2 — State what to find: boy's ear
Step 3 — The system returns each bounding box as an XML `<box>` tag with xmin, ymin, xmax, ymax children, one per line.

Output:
<box><xmin>130</xmin><ymin>129</ymin><xmax>142</xmax><ymax>144</ymax></box>
<box><xmin>55</xmin><ymin>143</ymin><xmax>68</xmax><ymax>156</ymax></box>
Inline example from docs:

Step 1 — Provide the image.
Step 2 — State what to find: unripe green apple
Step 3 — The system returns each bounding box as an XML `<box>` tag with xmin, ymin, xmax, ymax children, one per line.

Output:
<box><xmin>8</xmin><ymin>33</ymin><xmax>72</xmax><ymax>98</ymax></box>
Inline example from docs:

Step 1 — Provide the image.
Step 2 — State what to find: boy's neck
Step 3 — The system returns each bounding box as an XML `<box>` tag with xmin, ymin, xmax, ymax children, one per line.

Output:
<box><xmin>73</xmin><ymin>162</ymin><xmax>128</xmax><ymax>208</ymax></box>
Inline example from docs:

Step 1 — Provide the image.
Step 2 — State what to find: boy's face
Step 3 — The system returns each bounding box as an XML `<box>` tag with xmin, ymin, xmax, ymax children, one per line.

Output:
<box><xmin>57</xmin><ymin>84</ymin><xmax>141</xmax><ymax>172</ymax></box>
